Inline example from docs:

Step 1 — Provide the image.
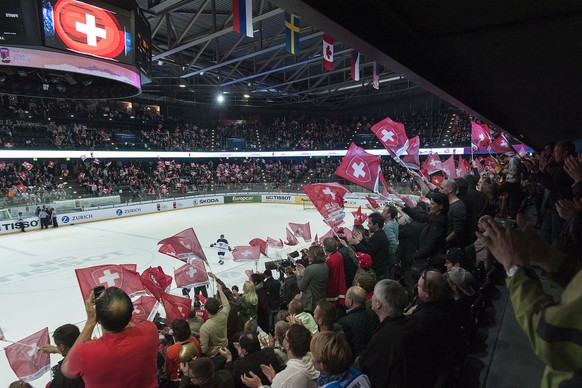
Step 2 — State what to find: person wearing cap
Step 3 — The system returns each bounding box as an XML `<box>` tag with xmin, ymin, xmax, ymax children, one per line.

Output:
<box><xmin>352</xmin><ymin>252</ymin><xmax>376</xmax><ymax>287</ymax></box>
<box><xmin>210</xmin><ymin>234</ymin><xmax>231</xmax><ymax>265</ymax></box>
<box><xmin>445</xmin><ymin>267</ymin><xmax>476</xmax><ymax>336</ymax></box>
<box><xmin>179</xmin><ymin>356</ymin><xmax>234</xmax><ymax>388</ymax></box>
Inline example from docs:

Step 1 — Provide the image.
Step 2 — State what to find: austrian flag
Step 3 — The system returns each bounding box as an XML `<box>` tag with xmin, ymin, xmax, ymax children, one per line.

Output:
<box><xmin>323</xmin><ymin>34</ymin><xmax>334</xmax><ymax>71</ymax></box>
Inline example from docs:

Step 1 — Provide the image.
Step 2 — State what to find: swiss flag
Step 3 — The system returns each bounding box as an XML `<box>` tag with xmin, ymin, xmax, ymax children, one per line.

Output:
<box><xmin>456</xmin><ymin>156</ymin><xmax>471</xmax><ymax>177</ymax></box>
<box><xmin>174</xmin><ymin>260</ymin><xmax>209</xmax><ymax>289</ymax></box>
<box><xmin>401</xmin><ymin>135</ymin><xmax>420</xmax><ymax>169</ymax></box>
<box><xmin>48</xmin><ymin>161</ymin><xmax>55</xmax><ymax>168</ymax></box>
<box><xmin>5</xmin><ymin>327</ymin><xmax>50</xmax><ymax>382</ymax></box>
<box><xmin>16</xmin><ymin>183</ymin><xmax>27</xmax><ymax>193</ymax></box>
<box><xmin>22</xmin><ymin>161</ymin><xmax>33</xmax><ymax>171</ymax></box>
<box><xmin>473</xmin><ymin>157</ymin><xmax>484</xmax><ymax>173</ymax></box>
<box><xmin>431</xmin><ymin>175</ymin><xmax>445</xmax><ymax>187</ymax></box>
<box><xmin>471</xmin><ymin>122</ymin><xmax>491</xmax><ymax>150</ymax></box>
<box><xmin>158</xmin><ymin>228</ymin><xmax>207</xmax><ymax>263</ymax></box>
<box><xmin>75</xmin><ymin>264</ymin><xmax>144</xmax><ymax>301</ymax></box>
<box><xmin>19</xmin><ymin>171</ymin><xmax>27</xmax><ymax>181</ymax></box>
<box><xmin>249</xmin><ymin>238</ymin><xmax>267</xmax><ymax>256</ymax></box>
<box><xmin>302</xmin><ymin>182</ymin><xmax>351</xmax><ymax>229</ymax></box>
<box><xmin>322</xmin><ymin>34</ymin><xmax>334</xmax><ymax>71</ymax></box>
<box><xmin>441</xmin><ymin>155</ymin><xmax>457</xmax><ymax>179</ymax></box>
<box><xmin>284</xmin><ymin>228</ymin><xmax>299</xmax><ymax>246</ymax></box>
<box><xmin>232</xmin><ymin>245</ymin><xmax>261</xmax><ymax>261</ymax></box>
<box><xmin>266</xmin><ymin>237</ymin><xmax>284</xmax><ymax>249</ymax></box>
<box><xmin>371</xmin><ymin>117</ymin><xmax>409</xmax><ymax>156</ymax></box>
<box><xmin>131</xmin><ymin>295</ymin><xmax>160</xmax><ymax>324</ymax></box>
<box><xmin>483</xmin><ymin>155</ymin><xmax>498</xmax><ymax>171</ymax></box>
<box><xmin>140</xmin><ymin>266</ymin><xmax>173</xmax><ymax>300</ymax></box>
<box><xmin>366</xmin><ymin>196</ymin><xmax>380</xmax><ymax>209</ymax></box>
<box><xmin>161</xmin><ymin>293</ymin><xmax>192</xmax><ymax>324</ymax></box>
<box><xmin>288</xmin><ymin>222</ymin><xmax>312</xmax><ymax>242</ymax></box>
<box><xmin>335</xmin><ymin>142</ymin><xmax>381</xmax><ymax>192</ymax></box>
<box><xmin>352</xmin><ymin>206</ymin><xmax>367</xmax><ymax>225</ymax></box>
<box><xmin>421</xmin><ymin>153</ymin><xmax>443</xmax><ymax>175</ymax></box>
<box><xmin>491</xmin><ymin>134</ymin><xmax>514</xmax><ymax>154</ymax></box>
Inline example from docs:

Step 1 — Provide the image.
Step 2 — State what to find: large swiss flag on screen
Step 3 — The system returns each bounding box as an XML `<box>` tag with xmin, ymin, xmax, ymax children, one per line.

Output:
<box><xmin>52</xmin><ymin>0</ymin><xmax>126</xmax><ymax>59</ymax></box>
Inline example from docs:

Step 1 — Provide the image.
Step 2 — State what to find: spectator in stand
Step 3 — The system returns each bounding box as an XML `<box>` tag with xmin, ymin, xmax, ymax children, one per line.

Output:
<box><xmin>310</xmin><ymin>331</ymin><xmax>371</xmax><ymax>387</ymax></box>
<box><xmin>238</xmin><ymin>280</ymin><xmax>259</xmax><ymax>330</ymax></box>
<box><xmin>338</xmin><ymin>286</ymin><xmax>379</xmax><ymax>358</ymax></box>
<box><xmin>381</xmin><ymin>205</ymin><xmax>399</xmax><ymax>279</ymax></box>
<box><xmin>165</xmin><ymin>319</ymin><xmax>202</xmax><ymax>387</ymax></box>
<box><xmin>348</xmin><ymin>212</ymin><xmax>391</xmax><ymax>280</ymax></box>
<box><xmin>250</xmin><ymin>273</ymin><xmax>271</xmax><ymax>333</ymax></box>
<box><xmin>40</xmin><ymin>324</ymin><xmax>85</xmax><ymax>388</ymax></box>
<box><xmin>322</xmin><ymin>237</ymin><xmax>347</xmax><ymax>307</ymax></box>
<box><xmin>240</xmin><ymin>324</ymin><xmax>319</xmax><ymax>388</ymax></box>
<box><xmin>296</xmin><ymin>246</ymin><xmax>329</xmax><ymax>313</ymax></box>
<box><xmin>356</xmin><ymin>280</ymin><xmax>417</xmax><ymax>387</ymax></box>
<box><xmin>313</xmin><ymin>299</ymin><xmax>342</xmax><ymax>333</ymax></box>
<box><xmin>179</xmin><ymin>357</ymin><xmax>234</xmax><ymax>388</ymax></box>
<box><xmin>444</xmin><ymin>247</ymin><xmax>466</xmax><ymax>272</ymax></box>
<box><xmin>396</xmin><ymin>212</ymin><xmax>424</xmax><ymax>289</ymax></box>
<box><xmin>283</xmin><ymin>266</ymin><xmax>299</xmax><ymax>308</ymax></box>
<box><xmin>287</xmin><ymin>299</ymin><xmax>318</xmax><ymax>334</ymax></box>
<box><xmin>444</xmin><ymin>267</ymin><xmax>476</xmax><ymax>338</ymax></box>
<box><xmin>220</xmin><ymin>332</ymin><xmax>283</xmax><ymax>388</ymax></box>
<box><xmin>61</xmin><ymin>287</ymin><xmax>159</xmax><ymax>388</ymax></box>
<box><xmin>263</xmin><ymin>270</ymin><xmax>282</xmax><ymax>330</ymax></box>
<box><xmin>199</xmin><ymin>278</ymin><xmax>231</xmax><ymax>370</ymax></box>
<box><xmin>441</xmin><ymin>179</ymin><xmax>469</xmax><ymax>249</ymax></box>
<box><xmin>187</xmin><ymin>308</ymin><xmax>205</xmax><ymax>337</ymax></box>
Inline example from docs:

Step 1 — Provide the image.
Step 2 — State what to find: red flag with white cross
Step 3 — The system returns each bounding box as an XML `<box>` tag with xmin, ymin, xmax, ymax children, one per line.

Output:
<box><xmin>5</xmin><ymin>327</ymin><xmax>50</xmax><ymax>382</ymax></box>
<box><xmin>161</xmin><ymin>293</ymin><xmax>192</xmax><ymax>324</ymax></box>
<box><xmin>140</xmin><ymin>266</ymin><xmax>173</xmax><ymax>300</ymax></box>
<box><xmin>288</xmin><ymin>222</ymin><xmax>312</xmax><ymax>242</ymax></box>
<box><xmin>302</xmin><ymin>183</ymin><xmax>351</xmax><ymax>230</ymax></box>
<box><xmin>371</xmin><ymin>117</ymin><xmax>409</xmax><ymax>156</ymax></box>
<box><xmin>232</xmin><ymin>245</ymin><xmax>261</xmax><ymax>261</ymax></box>
<box><xmin>131</xmin><ymin>295</ymin><xmax>160</xmax><ymax>324</ymax></box>
<box><xmin>174</xmin><ymin>261</ymin><xmax>209</xmax><ymax>288</ymax></box>
<box><xmin>335</xmin><ymin>142</ymin><xmax>381</xmax><ymax>192</ymax></box>
<box><xmin>75</xmin><ymin>264</ymin><xmax>144</xmax><ymax>301</ymax></box>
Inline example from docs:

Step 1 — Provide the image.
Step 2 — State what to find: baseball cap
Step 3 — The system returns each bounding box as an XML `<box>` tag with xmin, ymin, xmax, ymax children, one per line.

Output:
<box><xmin>448</xmin><ymin>267</ymin><xmax>475</xmax><ymax>296</ymax></box>
<box><xmin>356</xmin><ymin>252</ymin><xmax>372</xmax><ymax>268</ymax></box>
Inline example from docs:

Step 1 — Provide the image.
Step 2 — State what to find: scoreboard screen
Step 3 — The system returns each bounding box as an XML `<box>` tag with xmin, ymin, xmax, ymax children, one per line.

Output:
<box><xmin>0</xmin><ymin>0</ymin><xmax>41</xmax><ymax>45</ymax></box>
<box><xmin>41</xmin><ymin>0</ymin><xmax>133</xmax><ymax>65</ymax></box>
<box><xmin>135</xmin><ymin>7</ymin><xmax>152</xmax><ymax>75</ymax></box>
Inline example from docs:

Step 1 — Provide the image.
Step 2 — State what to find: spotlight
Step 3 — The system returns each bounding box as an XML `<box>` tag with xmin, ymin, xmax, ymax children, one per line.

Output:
<box><xmin>243</xmin><ymin>94</ymin><xmax>250</xmax><ymax>98</ymax></box>
<box><xmin>216</xmin><ymin>95</ymin><xmax>224</xmax><ymax>103</ymax></box>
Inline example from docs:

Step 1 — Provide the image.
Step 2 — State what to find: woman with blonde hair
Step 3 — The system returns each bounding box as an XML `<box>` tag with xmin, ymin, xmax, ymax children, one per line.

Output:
<box><xmin>238</xmin><ymin>280</ymin><xmax>258</xmax><ymax>329</ymax></box>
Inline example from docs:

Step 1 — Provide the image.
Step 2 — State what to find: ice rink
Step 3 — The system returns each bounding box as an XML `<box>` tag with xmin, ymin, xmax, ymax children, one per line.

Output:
<box><xmin>0</xmin><ymin>202</ymin><xmax>332</xmax><ymax>387</ymax></box>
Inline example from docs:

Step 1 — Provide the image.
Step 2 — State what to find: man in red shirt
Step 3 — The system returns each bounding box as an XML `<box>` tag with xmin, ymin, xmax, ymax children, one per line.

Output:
<box><xmin>323</xmin><ymin>237</ymin><xmax>347</xmax><ymax>306</ymax></box>
<box><xmin>61</xmin><ymin>287</ymin><xmax>159</xmax><ymax>388</ymax></box>
<box><xmin>164</xmin><ymin>319</ymin><xmax>201</xmax><ymax>386</ymax></box>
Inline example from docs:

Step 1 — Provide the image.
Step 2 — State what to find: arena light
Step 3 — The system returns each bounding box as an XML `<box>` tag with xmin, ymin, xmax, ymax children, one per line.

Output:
<box><xmin>216</xmin><ymin>94</ymin><xmax>225</xmax><ymax>103</ymax></box>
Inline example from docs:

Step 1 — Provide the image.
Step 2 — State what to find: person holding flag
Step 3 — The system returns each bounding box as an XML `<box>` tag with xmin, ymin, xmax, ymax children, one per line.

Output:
<box><xmin>210</xmin><ymin>234</ymin><xmax>231</xmax><ymax>265</ymax></box>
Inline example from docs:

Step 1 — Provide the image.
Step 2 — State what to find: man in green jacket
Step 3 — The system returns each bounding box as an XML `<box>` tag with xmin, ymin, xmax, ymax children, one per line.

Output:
<box><xmin>200</xmin><ymin>279</ymin><xmax>231</xmax><ymax>370</ymax></box>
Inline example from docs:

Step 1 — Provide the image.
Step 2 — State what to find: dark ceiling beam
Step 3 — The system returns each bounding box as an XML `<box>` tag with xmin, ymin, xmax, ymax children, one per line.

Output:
<box><xmin>180</xmin><ymin>31</ymin><xmax>323</xmax><ymax>78</ymax></box>
<box><xmin>153</xmin><ymin>8</ymin><xmax>282</xmax><ymax>60</ymax></box>
<box><xmin>147</xmin><ymin>0</ymin><xmax>197</xmax><ymax>16</ymax></box>
<box><xmin>171</xmin><ymin>0</ymin><xmax>211</xmax><ymax>49</ymax></box>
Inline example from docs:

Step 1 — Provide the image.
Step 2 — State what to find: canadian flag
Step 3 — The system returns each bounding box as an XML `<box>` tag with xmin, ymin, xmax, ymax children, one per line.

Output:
<box><xmin>232</xmin><ymin>245</ymin><xmax>261</xmax><ymax>261</ymax></box>
<box><xmin>335</xmin><ymin>142</ymin><xmax>381</xmax><ymax>192</ymax></box>
<box><xmin>322</xmin><ymin>34</ymin><xmax>334</xmax><ymax>71</ymax></box>
<box><xmin>5</xmin><ymin>327</ymin><xmax>51</xmax><ymax>382</ymax></box>
<box><xmin>161</xmin><ymin>293</ymin><xmax>192</xmax><ymax>324</ymax></box>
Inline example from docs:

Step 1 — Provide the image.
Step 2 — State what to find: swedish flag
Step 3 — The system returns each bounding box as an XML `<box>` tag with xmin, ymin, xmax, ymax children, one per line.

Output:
<box><xmin>285</xmin><ymin>12</ymin><xmax>300</xmax><ymax>55</ymax></box>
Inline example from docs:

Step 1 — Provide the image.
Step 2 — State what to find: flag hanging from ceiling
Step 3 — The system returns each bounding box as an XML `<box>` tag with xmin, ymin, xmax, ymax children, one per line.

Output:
<box><xmin>350</xmin><ymin>50</ymin><xmax>360</xmax><ymax>81</ymax></box>
<box><xmin>5</xmin><ymin>327</ymin><xmax>50</xmax><ymax>382</ymax></box>
<box><xmin>233</xmin><ymin>0</ymin><xmax>253</xmax><ymax>37</ymax></box>
<box><xmin>323</xmin><ymin>34</ymin><xmax>334</xmax><ymax>71</ymax></box>
<box><xmin>285</xmin><ymin>12</ymin><xmax>300</xmax><ymax>54</ymax></box>
<box><xmin>335</xmin><ymin>142</ymin><xmax>381</xmax><ymax>192</ymax></box>
<box><xmin>372</xmin><ymin>61</ymin><xmax>380</xmax><ymax>89</ymax></box>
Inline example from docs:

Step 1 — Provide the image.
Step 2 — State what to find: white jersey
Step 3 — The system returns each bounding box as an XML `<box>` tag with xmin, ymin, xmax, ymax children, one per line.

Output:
<box><xmin>215</xmin><ymin>238</ymin><xmax>230</xmax><ymax>253</ymax></box>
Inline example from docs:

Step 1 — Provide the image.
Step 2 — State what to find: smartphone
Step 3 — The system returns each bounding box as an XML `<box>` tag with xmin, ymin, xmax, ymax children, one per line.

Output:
<box><xmin>94</xmin><ymin>285</ymin><xmax>105</xmax><ymax>299</ymax></box>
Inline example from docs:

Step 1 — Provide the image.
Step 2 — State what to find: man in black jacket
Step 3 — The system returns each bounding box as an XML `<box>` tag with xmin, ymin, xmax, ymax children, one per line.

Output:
<box><xmin>338</xmin><ymin>286</ymin><xmax>379</xmax><ymax>357</ymax></box>
<box><xmin>349</xmin><ymin>212</ymin><xmax>391</xmax><ymax>280</ymax></box>
<box><xmin>40</xmin><ymin>324</ymin><xmax>85</xmax><ymax>388</ymax></box>
<box><xmin>263</xmin><ymin>269</ymin><xmax>281</xmax><ymax>329</ymax></box>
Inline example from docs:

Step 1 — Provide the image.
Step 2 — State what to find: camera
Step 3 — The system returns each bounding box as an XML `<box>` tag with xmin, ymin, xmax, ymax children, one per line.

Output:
<box><xmin>94</xmin><ymin>285</ymin><xmax>105</xmax><ymax>299</ymax></box>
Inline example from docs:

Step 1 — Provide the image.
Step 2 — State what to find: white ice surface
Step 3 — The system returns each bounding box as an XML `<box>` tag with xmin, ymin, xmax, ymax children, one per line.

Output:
<box><xmin>0</xmin><ymin>203</ymin><xmax>331</xmax><ymax>387</ymax></box>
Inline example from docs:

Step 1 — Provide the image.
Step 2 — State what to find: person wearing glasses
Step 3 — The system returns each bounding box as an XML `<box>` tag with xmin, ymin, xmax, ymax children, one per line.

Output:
<box><xmin>178</xmin><ymin>356</ymin><xmax>234</xmax><ymax>388</ymax></box>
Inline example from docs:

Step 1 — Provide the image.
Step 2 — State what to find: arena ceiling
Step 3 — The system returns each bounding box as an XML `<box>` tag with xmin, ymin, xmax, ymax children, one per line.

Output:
<box><xmin>139</xmin><ymin>0</ymin><xmax>582</xmax><ymax>148</ymax></box>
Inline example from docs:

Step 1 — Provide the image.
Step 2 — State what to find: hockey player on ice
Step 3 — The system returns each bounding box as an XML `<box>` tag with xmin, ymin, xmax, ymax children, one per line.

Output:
<box><xmin>210</xmin><ymin>234</ymin><xmax>231</xmax><ymax>265</ymax></box>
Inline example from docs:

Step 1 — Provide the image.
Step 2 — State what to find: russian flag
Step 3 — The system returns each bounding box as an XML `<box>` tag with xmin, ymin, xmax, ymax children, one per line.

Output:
<box><xmin>350</xmin><ymin>50</ymin><xmax>360</xmax><ymax>81</ymax></box>
<box><xmin>233</xmin><ymin>0</ymin><xmax>253</xmax><ymax>37</ymax></box>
